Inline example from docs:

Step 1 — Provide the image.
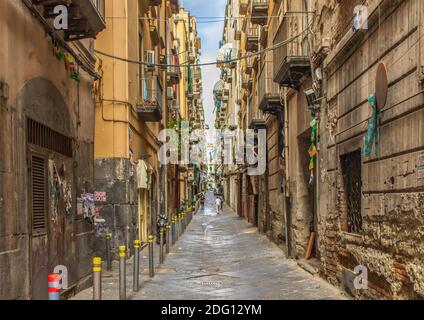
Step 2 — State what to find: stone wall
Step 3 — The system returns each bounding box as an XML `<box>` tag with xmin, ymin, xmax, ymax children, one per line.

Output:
<box><xmin>94</xmin><ymin>158</ymin><xmax>138</xmax><ymax>260</ymax></box>
<box><xmin>315</xmin><ymin>0</ymin><xmax>424</xmax><ymax>299</ymax></box>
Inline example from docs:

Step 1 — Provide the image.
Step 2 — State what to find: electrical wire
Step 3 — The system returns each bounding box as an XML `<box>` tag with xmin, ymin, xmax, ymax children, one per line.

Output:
<box><xmin>103</xmin><ymin>12</ymin><xmax>317</xmax><ymax>22</ymax></box>
<box><xmin>94</xmin><ymin>20</ymin><xmax>312</xmax><ymax>68</ymax></box>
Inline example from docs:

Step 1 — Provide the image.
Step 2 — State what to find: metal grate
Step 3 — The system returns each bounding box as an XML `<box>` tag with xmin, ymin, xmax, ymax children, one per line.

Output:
<box><xmin>340</xmin><ymin>150</ymin><xmax>363</xmax><ymax>234</ymax></box>
<box><xmin>27</xmin><ymin>118</ymin><xmax>73</xmax><ymax>157</ymax></box>
<box><xmin>31</xmin><ymin>155</ymin><xmax>46</xmax><ymax>234</ymax></box>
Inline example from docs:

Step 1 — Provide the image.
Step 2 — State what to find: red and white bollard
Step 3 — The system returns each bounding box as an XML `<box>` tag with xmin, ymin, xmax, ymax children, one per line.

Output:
<box><xmin>48</xmin><ymin>274</ymin><xmax>61</xmax><ymax>300</ymax></box>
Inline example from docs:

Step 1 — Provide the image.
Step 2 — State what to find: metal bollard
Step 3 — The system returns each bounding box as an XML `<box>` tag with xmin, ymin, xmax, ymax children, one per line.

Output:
<box><xmin>93</xmin><ymin>257</ymin><xmax>102</xmax><ymax>300</ymax></box>
<box><xmin>119</xmin><ymin>246</ymin><xmax>126</xmax><ymax>300</ymax></box>
<box><xmin>48</xmin><ymin>274</ymin><xmax>61</xmax><ymax>300</ymax></box>
<box><xmin>175</xmin><ymin>216</ymin><xmax>179</xmax><ymax>241</ymax></box>
<box><xmin>133</xmin><ymin>240</ymin><xmax>140</xmax><ymax>293</ymax></box>
<box><xmin>159</xmin><ymin>227</ymin><xmax>164</xmax><ymax>264</ymax></box>
<box><xmin>165</xmin><ymin>223</ymin><xmax>170</xmax><ymax>254</ymax></box>
<box><xmin>172</xmin><ymin>217</ymin><xmax>176</xmax><ymax>244</ymax></box>
<box><xmin>105</xmin><ymin>232</ymin><xmax>112</xmax><ymax>271</ymax></box>
<box><xmin>148</xmin><ymin>235</ymin><xmax>154</xmax><ymax>278</ymax></box>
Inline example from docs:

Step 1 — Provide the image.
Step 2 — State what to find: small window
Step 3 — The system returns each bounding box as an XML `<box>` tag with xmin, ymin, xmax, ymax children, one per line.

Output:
<box><xmin>340</xmin><ymin>149</ymin><xmax>363</xmax><ymax>234</ymax></box>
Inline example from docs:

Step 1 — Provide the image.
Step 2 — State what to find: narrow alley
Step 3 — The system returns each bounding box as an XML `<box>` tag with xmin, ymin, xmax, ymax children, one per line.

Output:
<box><xmin>73</xmin><ymin>192</ymin><xmax>343</xmax><ymax>300</ymax></box>
<box><xmin>1</xmin><ymin>0</ymin><xmax>423</xmax><ymax>303</ymax></box>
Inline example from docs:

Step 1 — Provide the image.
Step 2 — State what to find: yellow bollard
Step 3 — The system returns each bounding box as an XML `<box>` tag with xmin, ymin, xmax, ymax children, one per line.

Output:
<box><xmin>93</xmin><ymin>257</ymin><xmax>102</xmax><ymax>300</ymax></box>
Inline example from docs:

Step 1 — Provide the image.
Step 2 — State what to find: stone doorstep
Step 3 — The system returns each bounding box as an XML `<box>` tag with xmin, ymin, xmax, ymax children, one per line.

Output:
<box><xmin>297</xmin><ymin>258</ymin><xmax>320</xmax><ymax>276</ymax></box>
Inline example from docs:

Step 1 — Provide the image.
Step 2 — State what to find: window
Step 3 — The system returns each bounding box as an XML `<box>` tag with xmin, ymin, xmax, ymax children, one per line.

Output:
<box><xmin>340</xmin><ymin>149</ymin><xmax>363</xmax><ymax>234</ymax></box>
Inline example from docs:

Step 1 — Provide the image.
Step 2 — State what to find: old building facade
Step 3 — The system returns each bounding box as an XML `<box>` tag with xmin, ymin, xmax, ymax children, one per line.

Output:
<box><xmin>93</xmin><ymin>1</ymin><xmax>204</xmax><ymax>258</ymax></box>
<box><xmin>218</xmin><ymin>0</ymin><xmax>424</xmax><ymax>299</ymax></box>
<box><xmin>0</xmin><ymin>0</ymin><xmax>105</xmax><ymax>299</ymax></box>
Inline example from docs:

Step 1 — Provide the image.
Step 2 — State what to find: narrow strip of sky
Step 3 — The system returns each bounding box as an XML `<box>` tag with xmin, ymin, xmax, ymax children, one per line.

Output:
<box><xmin>182</xmin><ymin>0</ymin><xmax>227</xmax><ymax>130</ymax></box>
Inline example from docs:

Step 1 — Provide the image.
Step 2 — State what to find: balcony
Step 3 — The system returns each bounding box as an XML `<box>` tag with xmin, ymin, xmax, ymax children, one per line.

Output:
<box><xmin>251</xmin><ymin>0</ymin><xmax>268</xmax><ymax>26</ymax></box>
<box><xmin>137</xmin><ymin>76</ymin><xmax>163</xmax><ymax>122</ymax></box>
<box><xmin>258</xmin><ymin>59</ymin><xmax>282</xmax><ymax>115</ymax></box>
<box><xmin>245</xmin><ymin>54</ymin><xmax>253</xmax><ymax>74</ymax></box>
<box><xmin>167</xmin><ymin>54</ymin><xmax>181</xmax><ymax>85</ymax></box>
<box><xmin>246</xmin><ymin>27</ymin><xmax>259</xmax><ymax>52</ymax></box>
<box><xmin>235</xmin><ymin>22</ymin><xmax>242</xmax><ymax>41</ymax></box>
<box><xmin>273</xmin><ymin>16</ymin><xmax>311</xmax><ymax>87</ymax></box>
<box><xmin>239</xmin><ymin>0</ymin><xmax>248</xmax><ymax>15</ymax></box>
<box><xmin>259</xmin><ymin>25</ymin><xmax>268</xmax><ymax>47</ymax></box>
<box><xmin>248</xmin><ymin>118</ymin><xmax>266</xmax><ymax>130</ymax></box>
<box><xmin>149</xmin><ymin>23</ymin><xmax>160</xmax><ymax>47</ymax></box>
<box><xmin>242</xmin><ymin>73</ymin><xmax>252</xmax><ymax>90</ymax></box>
<box><xmin>34</xmin><ymin>0</ymin><xmax>106</xmax><ymax>41</ymax></box>
<box><xmin>194</xmin><ymin>67</ymin><xmax>202</xmax><ymax>81</ymax></box>
<box><xmin>170</xmin><ymin>0</ymin><xmax>180</xmax><ymax>13</ymax></box>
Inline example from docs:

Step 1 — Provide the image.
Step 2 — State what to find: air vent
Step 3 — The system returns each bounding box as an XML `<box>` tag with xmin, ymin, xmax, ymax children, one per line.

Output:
<box><xmin>31</xmin><ymin>155</ymin><xmax>46</xmax><ymax>234</ymax></box>
<box><xmin>27</xmin><ymin>118</ymin><xmax>73</xmax><ymax>157</ymax></box>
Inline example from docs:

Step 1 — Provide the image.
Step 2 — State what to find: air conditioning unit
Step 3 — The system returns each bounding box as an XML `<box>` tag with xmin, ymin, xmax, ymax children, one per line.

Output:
<box><xmin>167</xmin><ymin>87</ymin><xmax>174</xmax><ymax>100</ymax></box>
<box><xmin>145</xmin><ymin>50</ymin><xmax>155</xmax><ymax>72</ymax></box>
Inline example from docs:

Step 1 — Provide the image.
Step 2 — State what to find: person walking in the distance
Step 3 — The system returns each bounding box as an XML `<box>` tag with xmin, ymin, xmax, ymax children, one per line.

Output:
<box><xmin>215</xmin><ymin>196</ymin><xmax>222</xmax><ymax>215</ymax></box>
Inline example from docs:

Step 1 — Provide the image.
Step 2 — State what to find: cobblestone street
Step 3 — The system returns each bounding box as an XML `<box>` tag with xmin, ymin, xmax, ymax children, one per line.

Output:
<box><xmin>73</xmin><ymin>192</ymin><xmax>344</xmax><ymax>300</ymax></box>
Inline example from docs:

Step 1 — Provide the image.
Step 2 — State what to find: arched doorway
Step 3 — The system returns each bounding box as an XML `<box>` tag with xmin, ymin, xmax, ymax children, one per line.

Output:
<box><xmin>18</xmin><ymin>77</ymin><xmax>75</xmax><ymax>300</ymax></box>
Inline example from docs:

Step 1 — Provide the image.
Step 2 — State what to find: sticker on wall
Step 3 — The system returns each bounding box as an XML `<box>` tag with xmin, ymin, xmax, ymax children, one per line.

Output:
<box><xmin>94</xmin><ymin>191</ymin><xmax>107</xmax><ymax>202</ymax></box>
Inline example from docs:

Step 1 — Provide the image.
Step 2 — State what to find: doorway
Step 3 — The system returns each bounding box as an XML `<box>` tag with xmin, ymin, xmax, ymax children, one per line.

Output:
<box><xmin>28</xmin><ymin>122</ymin><xmax>74</xmax><ymax>299</ymax></box>
<box><xmin>298</xmin><ymin>131</ymin><xmax>318</xmax><ymax>259</ymax></box>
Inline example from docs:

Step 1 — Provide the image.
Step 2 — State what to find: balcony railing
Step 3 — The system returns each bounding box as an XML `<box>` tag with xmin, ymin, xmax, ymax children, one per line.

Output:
<box><xmin>246</xmin><ymin>27</ymin><xmax>259</xmax><ymax>52</ymax></box>
<box><xmin>258</xmin><ymin>58</ymin><xmax>282</xmax><ymax>114</ymax></box>
<box><xmin>137</xmin><ymin>76</ymin><xmax>163</xmax><ymax>122</ymax></box>
<box><xmin>167</xmin><ymin>54</ymin><xmax>181</xmax><ymax>85</ymax></box>
<box><xmin>34</xmin><ymin>0</ymin><xmax>106</xmax><ymax>41</ymax></box>
<box><xmin>251</xmin><ymin>0</ymin><xmax>268</xmax><ymax>25</ymax></box>
<box><xmin>273</xmin><ymin>16</ymin><xmax>311</xmax><ymax>87</ymax></box>
<box><xmin>239</xmin><ymin>0</ymin><xmax>249</xmax><ymax>15</ymax></box>
<box><xmin>245</xmin><ymin>54</ymin><xmax>253</xmax><ymax>74</ymax></box>
<box><xmin>242</xmin><ymin>73</ymin><xmax>252</xmax><ymax>90</ymax></box>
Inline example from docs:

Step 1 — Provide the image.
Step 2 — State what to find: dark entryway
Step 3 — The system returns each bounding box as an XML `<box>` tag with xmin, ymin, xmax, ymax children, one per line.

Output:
<box><xmin>299</xmin><ymin>130</ymin><xmax>318</xmax><ymax>259</ymax></box>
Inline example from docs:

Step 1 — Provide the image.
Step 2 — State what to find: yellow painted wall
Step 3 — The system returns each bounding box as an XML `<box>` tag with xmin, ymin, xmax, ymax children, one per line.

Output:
<box><xmin>95</xmin><ymin>0</ymin><xmax>162</xmax><ymax>172</ymax></box>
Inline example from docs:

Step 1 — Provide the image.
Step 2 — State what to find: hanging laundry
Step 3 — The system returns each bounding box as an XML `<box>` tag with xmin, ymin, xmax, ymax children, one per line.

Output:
<box><xmin>70</xmin><ymin>70</ymin><xmax>80</xmax><ymax>83</ymax></box>
<box><xmin>363</xmin><ymin>94</ymin><xmax>380</xmax><ymax>158</ymax></box>
<box><xmin>64</xmin><ymin>54</ymin><xmax>76</xmax><ymax>71</ymax></box>
<box><xmin>308</xmin><ymin>113</ymin><xmax>318</xmax><ymax>186</ymax></box>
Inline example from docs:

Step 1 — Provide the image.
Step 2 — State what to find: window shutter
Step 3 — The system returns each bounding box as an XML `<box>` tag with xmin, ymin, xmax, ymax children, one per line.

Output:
<box><xmin>31</xmin><ymin>155</ymin><xmax>47</xmax><ymax>234</ymax></box>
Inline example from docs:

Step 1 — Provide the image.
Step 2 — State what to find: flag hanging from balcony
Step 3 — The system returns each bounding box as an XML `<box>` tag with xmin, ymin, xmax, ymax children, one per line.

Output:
<box><xmin>49</xmin><ymin>37</ymin><xmax>80</xmax><ymax>84</ymax></box>
<box><xmin>309</xmin><ymin>114</ymin><xmax>318</xmax><ymax>186</ymax></box>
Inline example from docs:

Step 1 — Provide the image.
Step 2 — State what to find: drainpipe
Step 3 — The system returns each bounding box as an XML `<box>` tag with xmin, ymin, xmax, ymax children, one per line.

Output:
<box><xmin>283</xmin><ymin>87</ymin><xmax>291</xmax><ymax>258</ymax></box>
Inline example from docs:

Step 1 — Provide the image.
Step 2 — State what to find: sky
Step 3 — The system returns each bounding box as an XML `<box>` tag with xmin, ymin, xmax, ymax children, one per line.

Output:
<box><xmin>182</xmin><ymin>0</ymin><xmax>227</xmax><ymax>129</ymax></box>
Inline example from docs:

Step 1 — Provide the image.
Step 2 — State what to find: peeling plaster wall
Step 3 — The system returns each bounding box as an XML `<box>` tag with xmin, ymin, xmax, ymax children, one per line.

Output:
<box><xmin>314</xmin><ymin>0</ymin><xmax>424</xmax><ymax>299</ymax></box>
<box><xmin>0</xmin><ymin>0</ymin><xmax>96</xmax><ymax>299</ymax></box>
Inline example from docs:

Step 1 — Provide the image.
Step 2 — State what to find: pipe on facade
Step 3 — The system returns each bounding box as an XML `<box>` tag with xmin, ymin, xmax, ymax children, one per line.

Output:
<box><xmin>283</xmin><ymin>86</ymin><xmax>291</xmax><ymax>258</ymax></box>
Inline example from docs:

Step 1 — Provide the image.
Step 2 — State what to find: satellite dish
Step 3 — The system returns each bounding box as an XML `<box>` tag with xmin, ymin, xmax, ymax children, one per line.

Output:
<box><xmin>375</xmin><ymin>62</ymin><xmax>388</xmax><ymax>110</ymax></box>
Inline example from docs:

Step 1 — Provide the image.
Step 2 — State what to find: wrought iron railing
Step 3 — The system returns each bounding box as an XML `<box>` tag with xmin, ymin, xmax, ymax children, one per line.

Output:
<box><xmin>258</xmin><ymin>56</ymin><xmax>280</xmax><ymax>105</ymax></box>
<box><xmin>273</xmin><ymin>15</ymin><xmax>307</xmax><ymax>79</ymax></box>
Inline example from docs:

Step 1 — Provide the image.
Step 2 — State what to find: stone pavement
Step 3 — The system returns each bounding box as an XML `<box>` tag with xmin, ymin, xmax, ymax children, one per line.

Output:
<box><xmin>72</xmin><ymin>192</ymin><xmax>345</xmax><ymax>300</ymax></box>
